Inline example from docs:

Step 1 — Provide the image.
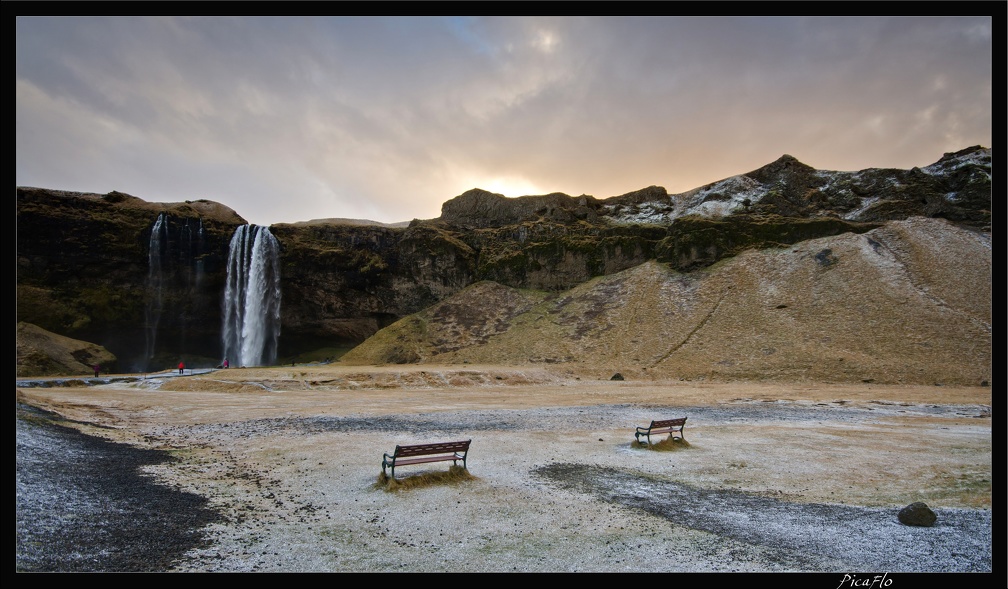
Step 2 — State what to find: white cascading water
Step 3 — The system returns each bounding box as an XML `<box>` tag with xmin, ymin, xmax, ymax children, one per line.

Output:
<box><xmin>194</xmin><ymin>218</ymin><xmax>205</xmax><ymax>287</ymax></box>
<box><xmin>144</xmin><ymin>213</ymin><xmax>167</xmax><ymax>371</ymax></box>
<box><xmin>221</xmin><ymin>225</ymin><xmax>281</xmax><ymax>367</ymax></box>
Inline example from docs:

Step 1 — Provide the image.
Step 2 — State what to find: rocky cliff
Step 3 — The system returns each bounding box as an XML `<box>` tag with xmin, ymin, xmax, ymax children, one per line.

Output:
<box><xmin>16</xmin><ymin>146</ymin><xmax>991</xmax><ymax>379</ymax></box>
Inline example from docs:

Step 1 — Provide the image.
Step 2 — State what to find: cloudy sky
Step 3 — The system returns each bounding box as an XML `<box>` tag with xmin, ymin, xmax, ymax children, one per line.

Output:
<box><xmin>16</xmin><ymin>16</ymin><xmax>993</xmax><ymax>227</ymax></box>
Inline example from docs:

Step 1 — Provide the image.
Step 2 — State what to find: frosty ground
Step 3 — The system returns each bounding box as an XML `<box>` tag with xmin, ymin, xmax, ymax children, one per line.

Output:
<box><xmin>15</xmin><ymin>365</ymin><xmax>993</xmax><ymax>573</ymax></box>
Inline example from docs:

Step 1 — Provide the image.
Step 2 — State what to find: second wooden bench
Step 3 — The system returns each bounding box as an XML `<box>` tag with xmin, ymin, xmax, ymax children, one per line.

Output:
<box><xmin>382</xmin><ymin>440</ymin><xmax>471</xmax><ymax>478</ymax></box>
<box><xmin>635</xmin><ymin>417</ymin><xmax>687</xmax><ymax>446</ymax></box>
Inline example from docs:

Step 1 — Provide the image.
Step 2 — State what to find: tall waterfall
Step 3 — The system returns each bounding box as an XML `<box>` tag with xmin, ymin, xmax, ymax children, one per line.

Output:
<box><xmin>221</xmin><ymin>225</ymin><xmax>282</xmax><ymax>367</ymax></box>
<box><xmin>144</xmin><ymin>213</ymin><xmax>167</xmax><ymax>371</ymax></box>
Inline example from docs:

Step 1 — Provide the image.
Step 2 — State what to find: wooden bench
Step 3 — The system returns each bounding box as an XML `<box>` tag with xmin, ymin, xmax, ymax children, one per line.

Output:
<box><xmin>382</xmin><ymin>440</ymin><xmax>471</xmax><ymax>478</ymax></box>
<box><xmin>635</xmin><ymin>417</ymin><xmax>687</xmax><ymax>446</ymax></box>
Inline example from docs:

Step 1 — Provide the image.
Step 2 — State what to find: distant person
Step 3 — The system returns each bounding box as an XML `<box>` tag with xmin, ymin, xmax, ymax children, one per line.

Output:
<box><xmin>178</xmin><ymin>361</ymin><xmax>185</xmax><ymax>375</ymax></box>
<box><xmin>223</xmin><ymin>359</ymin><xmax>229</xmax><ymax>369</ymax></box>
<box><xmin>93</xmin><ymin>364</ymin><xmax>100</xmax><ymax>378</ymax></box>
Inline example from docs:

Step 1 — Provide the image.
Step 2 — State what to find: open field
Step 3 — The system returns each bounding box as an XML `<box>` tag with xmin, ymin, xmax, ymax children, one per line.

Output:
<box><xmin>16</xmin><ymin>364</ymin><xmax>993</xmax><ymax>573</ymax></box>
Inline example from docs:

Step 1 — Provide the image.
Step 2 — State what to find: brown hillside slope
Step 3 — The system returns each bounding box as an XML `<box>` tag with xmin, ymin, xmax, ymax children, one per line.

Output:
<box><xmin>340</xmin><ymin>217</ymin><xmax>991</xmax><ymax>386</ymax></box>
<box><xmin>16</xmin><ymin>322</ymin><xmax>118</xmax><ymax>378</ymax></box>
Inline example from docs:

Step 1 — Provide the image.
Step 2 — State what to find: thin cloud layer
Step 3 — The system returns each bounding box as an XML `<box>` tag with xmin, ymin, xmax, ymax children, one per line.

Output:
<box><xmin>16</xmin><ymin>16</ymin><xmax>993</xmax><ymax>226</ymax></box>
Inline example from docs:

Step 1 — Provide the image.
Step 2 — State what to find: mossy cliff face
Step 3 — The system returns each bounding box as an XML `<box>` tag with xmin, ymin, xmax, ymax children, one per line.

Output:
<box><xmin>268</xmin><ymin>222</ymin><xmax>478</xmax><ymax>348</ymax></box>
<box><xmin>16</xmin><ymin>188</ymin><xmax>243</xmax><ymax>371</ymax></box>
<box><xmin>16</xmin><ymin>147</ymin><xmax>991</xmax><ymax>373</ymax></box>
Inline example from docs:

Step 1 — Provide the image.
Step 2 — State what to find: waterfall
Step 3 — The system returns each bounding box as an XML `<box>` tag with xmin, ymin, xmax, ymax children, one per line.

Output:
<box><xmin>144</xmin><ymin>213</ymin><xmax>167</xmax><ymax>371</ymax></box>
<box><xmin>194</xmin><ymin>218</ymin><xmax>205</xmax><ymax>287</ymax></box>
<box><xmin>221</xmin><ymin>225</ymin><xmax>281</xmax><ymax>367</ymax></box>
<box><xmin>181</xmin><ymin>219</ymin><xmax>193</xmax><ymax>286</ymax></box>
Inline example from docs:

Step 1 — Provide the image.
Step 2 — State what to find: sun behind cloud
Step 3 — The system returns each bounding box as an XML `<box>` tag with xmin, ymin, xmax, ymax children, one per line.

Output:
<box><xmin>478</xmin><ymin>176</ymin><xmax>547</xmax><ymax>198</ymax></box>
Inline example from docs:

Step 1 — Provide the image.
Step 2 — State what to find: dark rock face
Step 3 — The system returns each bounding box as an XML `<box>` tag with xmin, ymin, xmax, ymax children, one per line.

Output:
<box><xmin>270</xmin><ymin>221</ymin><xmax>478</xmax><ymax>347</ymax></box>
<box><xmin>16</xmin><ymin>188</ymin><xmax>243</xmax><ymax>372</ymax></box>
<box><xmin>898</xmin><ymin>502</ymin><xmax>937</xmax><ymax>527</ymax></box>
<box><xmin>15</xmin><ymin>147</ymin><xmax>992</xmax><ymax>373</ymax></box>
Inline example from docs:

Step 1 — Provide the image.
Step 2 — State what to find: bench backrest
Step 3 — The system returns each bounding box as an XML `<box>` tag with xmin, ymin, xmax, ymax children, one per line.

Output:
<box><xmin>394</xmin><ymin>440</ymin><xmax>471</xmax><ymax>458</ymax></box>
<box><xmin>651</xmin><ymin>417</ymin><xmax>686</xmax><ymax>428</ymax></box>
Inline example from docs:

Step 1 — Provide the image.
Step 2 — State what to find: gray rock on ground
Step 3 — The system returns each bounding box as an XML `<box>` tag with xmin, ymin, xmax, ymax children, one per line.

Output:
<box><xmin>898</xmin><ymin>502</ymin><xmax>937</xmax><ymax>527</ymax></box>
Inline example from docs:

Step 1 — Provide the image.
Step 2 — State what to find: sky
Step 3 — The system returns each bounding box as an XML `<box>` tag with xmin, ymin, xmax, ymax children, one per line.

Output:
<box><xmin>15</xmin><ymin>16</ymin><xmax>994</xmax><ymax>227</ymax></box>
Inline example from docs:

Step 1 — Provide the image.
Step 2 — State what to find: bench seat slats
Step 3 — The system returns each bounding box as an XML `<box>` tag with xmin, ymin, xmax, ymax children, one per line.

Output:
<box><xmin>393</xmin><ymin>453</ymin><xmax>466</xmax><ymax>466</ymax></box>
<box><xmin>647</xmin><ymin>427</ymin><xmax>678</xmax><ymax>435</ymax></box>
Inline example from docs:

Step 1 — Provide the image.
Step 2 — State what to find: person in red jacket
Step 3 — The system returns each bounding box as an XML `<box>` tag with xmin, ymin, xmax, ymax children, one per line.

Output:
<box><xmin>93</xmin><ymin>364</ymin><xmax>100</xmax><ymax>378</ymax></box>
<box><xmin>178</xmin><ymin>361</ymin><xmax>185</xmax><ymax>375</ymax></box>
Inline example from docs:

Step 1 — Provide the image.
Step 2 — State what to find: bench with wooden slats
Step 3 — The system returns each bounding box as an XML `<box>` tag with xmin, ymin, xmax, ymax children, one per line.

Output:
<box><xmin>382</xmin><ymin>440</ymin><xmax>471</xmax><ymax>478</ymax></box>
<box><xmin>634</xmin><ymin>417</ymin><xmax>687</xmax><ymax>446</ymax></box>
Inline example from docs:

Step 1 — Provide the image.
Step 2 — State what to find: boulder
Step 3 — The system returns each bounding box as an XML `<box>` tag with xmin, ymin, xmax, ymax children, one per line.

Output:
<box><xmin>898</xmin><ymin>501</ymin><xmax>937</xmax><ymax>527</ymax></box>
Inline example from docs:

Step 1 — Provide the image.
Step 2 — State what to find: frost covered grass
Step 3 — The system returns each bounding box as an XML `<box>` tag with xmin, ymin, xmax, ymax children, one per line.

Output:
<box><xmin>376</xmin><ymin>464</ymin><xmax>477</xmax><ymax>492</ymax></box>
<box><xmin>631</xmin><ymin>436</ymin><xmax>691</xmax><ymax>451</ymax></box>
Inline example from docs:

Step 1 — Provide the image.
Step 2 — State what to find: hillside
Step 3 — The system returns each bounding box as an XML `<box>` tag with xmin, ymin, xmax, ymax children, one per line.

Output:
<box><xmin>17</xmin><ymin>147</ymin><xmax>991</xmax><ymax>377</ymax></box>
<box><xmin>341</xmin><ymin>216</ymin><xmax>991</xmax><ymax>386</ymax></box>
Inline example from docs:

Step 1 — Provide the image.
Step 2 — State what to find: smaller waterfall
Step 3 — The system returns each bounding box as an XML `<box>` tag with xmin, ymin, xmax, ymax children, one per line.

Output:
<box><xmin>221</xmin><ymin>225</ymin><xmax>281</xmax><ymax>367</ymax></box>
<box><xmin>181</xmin><ymin>220</ymin><xmax>193</xmax><ymax>286</ymax></box>
<box><xmin>194</xmin><ymin>218</ymin><xmax>205</xmax><ymax>287</ymax></box>
<box><xmin>144</xmin><ymin>213</ymin><xmax>167</xmax><ymax>370</ymax></box>
<box><xmin>180</xmin><ymin>217</ymin><xmax>206</xmax><ymax>288</ymax></box>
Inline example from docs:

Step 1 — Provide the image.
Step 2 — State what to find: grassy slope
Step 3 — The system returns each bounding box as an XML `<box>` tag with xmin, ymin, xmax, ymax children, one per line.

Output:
<box><xmin>340</xmin><ymin>217</ymin><xmax>992</xmax><ymax>386</ymax></box>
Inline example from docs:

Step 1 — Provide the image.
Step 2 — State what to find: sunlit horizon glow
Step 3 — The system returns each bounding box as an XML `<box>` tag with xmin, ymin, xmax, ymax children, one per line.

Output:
<box><xmin>16</xmin><ymin>16</ymin><xmax>993</xmax><ymax>227</ymax></box>
<box><xmin>468</xmin><ymin>176</ymin><xmax>549</xmax><ymax>199</ymax></box>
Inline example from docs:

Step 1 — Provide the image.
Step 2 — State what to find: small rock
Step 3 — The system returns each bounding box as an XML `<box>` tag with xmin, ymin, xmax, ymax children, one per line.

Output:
<box><xmin>898</xmin><ymin>501</ymin><xmax>937</xmax><ymax>526</ymax></box>
<box><xmin>610</xmin><ymin>373</ymin><xmax>624</xmax><ymax>381</ymax></box>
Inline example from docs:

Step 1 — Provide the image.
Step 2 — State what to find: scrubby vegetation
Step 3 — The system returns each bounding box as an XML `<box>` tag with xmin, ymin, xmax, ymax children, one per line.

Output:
<box><xmin>375</xmin><ymin>465</ymin><xmax>477</xmax><ymax>492</ymax></box>
<box><xmin>631</xmin><ymin>437</ymin><xmax>692</xmax><ymax>451</ymax></box>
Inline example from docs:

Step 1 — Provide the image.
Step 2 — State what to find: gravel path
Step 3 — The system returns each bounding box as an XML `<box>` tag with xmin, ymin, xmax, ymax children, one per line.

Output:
<box><xmin>15</xmin><ymin>403</ymin><xmax>222</xmax><ymax>572</ymax></box>
<box><xmin>536</xmin><ymin>463</ymin><xmax>991</xmax><ymax>572</ymax></box>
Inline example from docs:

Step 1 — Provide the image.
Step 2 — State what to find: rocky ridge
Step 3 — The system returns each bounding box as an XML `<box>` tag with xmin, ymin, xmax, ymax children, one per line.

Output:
<box><xmin>16</xmin><ymin>146</ymin><xmax>992</xmax><ymax>381</ymax></box>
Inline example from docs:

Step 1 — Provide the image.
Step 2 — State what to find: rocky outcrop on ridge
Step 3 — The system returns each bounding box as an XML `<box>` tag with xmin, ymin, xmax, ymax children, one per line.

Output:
<box><xmin>440</xmin><ymin>146</ymin><xmax>991</xmax><ymax>230</ymax></box>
